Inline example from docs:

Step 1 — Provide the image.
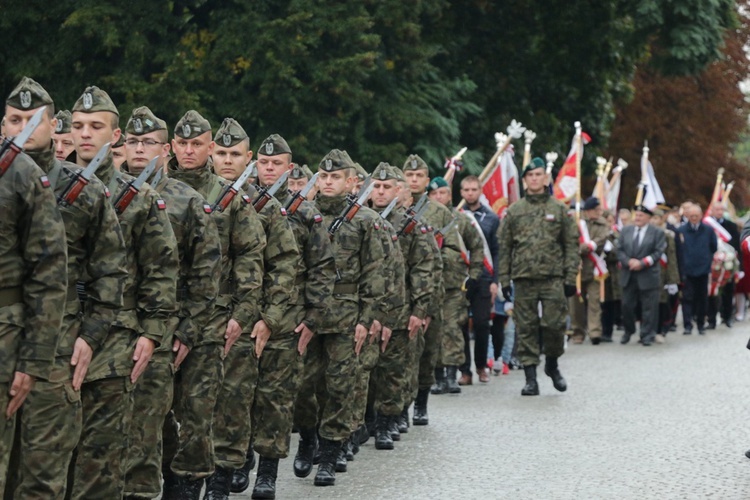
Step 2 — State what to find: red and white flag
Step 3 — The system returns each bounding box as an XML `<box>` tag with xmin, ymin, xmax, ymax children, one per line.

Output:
<box><xmin>461</xmin><ymin>209</ymin><xmax>494</xmax><ymax>274</ymax></box>
<box><xmin>553</xmin><ymin>131</ymin><xmax>591</xmax><ymax>202</ymax></box>
<box><xmin>481</xmin><ymin>145</ymin><xmax>519</xmax><ymax>218</ymax></box>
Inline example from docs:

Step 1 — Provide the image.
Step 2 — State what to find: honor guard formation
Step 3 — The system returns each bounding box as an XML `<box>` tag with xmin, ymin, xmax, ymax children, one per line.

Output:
<box><xmin>0</xmin><ymin>77</ymin><xmax>748</xmax><ymax>500</ymax></box>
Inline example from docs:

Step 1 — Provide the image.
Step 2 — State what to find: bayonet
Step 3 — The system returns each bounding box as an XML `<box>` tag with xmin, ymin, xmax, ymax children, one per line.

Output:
<box><xmin>112</xmin><ymin>156</ymin><xmax>158</xmax><ymax>214</ymax></box>
<box><xmin>253</xmin><ymin>170</ymin><xmax>290</xmax><ymax>213</ymax></box>
<box><xmin>58</xmin><ymin>143</ymin><xmax>110</xmax><ymax>206</ymax></box>
<box><xmin>212</xmin><ymin>161</ymin><xmax>255</xmax><ymax>213</ymax></box>
<box><xmin>283</xmin><ymin>172</ymin><xmax>318</xmax><ymax>216</ymax></box>
<box><xmin>379</xmin><ymin>197</ymin><xmax>399</xmax><ymax>220</ymax></box>
<box><xmin>0</xmin><ymin>107</ymin><xmax>46</xmax><ymax>177</ymax></box>
<box><xmin>150</xmin><ymin>167</ymin><xmax>164</xmax><ymax>188</ymax></box>
<box><xmin>328</xmin><ymin>177</ymin><xmax>375</xmax><ymax>237</ymax></box>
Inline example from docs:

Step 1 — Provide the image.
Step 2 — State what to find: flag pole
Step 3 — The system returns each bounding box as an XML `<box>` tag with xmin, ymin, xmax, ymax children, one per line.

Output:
<box><xmin>708</xmin><ymin>168</ymin><xmax>725</xmax><ymax>214</ymax></box>
<box><xmin>635</xmin><ymin>142</ymin><xmax>648</xmax><ymax>206</ymax></box>
<box><xmin>545</xmin><ymin>152</ymin><xmax>558</xmax><ymax>194</ymax></box>
<box><xmin>574</xmin><ymin>121</ymin><xmax>583</xmax><ymax>299</ymax></box>
<box><xmin>522</xmin><ymin>130</ymin><xmax>536</xmax><ymax>168</ymax></box>
<box><xmin>442</xmin><ymin>146</ymin><xmax>468</xmax><ymax>184</ymax></box>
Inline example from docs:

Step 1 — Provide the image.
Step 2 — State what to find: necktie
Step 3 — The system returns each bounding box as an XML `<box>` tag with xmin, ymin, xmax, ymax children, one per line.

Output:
<box><xmin>635</xmin><ymin>227</ymin><xmax>641</xmax><ymax>248</ymax></box>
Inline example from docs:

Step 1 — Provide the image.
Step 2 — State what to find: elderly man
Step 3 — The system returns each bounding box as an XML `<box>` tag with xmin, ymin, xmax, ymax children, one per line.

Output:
<box><xmin>706</xmin><ymin>202</ymin><xmax>740</xmax><ymax>328</ymax></box>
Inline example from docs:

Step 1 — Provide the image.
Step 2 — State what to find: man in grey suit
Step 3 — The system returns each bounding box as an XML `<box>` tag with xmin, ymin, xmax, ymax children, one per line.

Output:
<box><xmin>617</xmin><ymin>205</ymin><xmax>667</xmax><ymax>346</ymax></box>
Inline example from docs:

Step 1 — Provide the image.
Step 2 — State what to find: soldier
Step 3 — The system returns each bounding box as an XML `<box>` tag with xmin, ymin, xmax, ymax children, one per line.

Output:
<box><xmin>52</xmin><ymin>109</ymin><xmax>75</xmax><ymax>161</ymax></box>
<box><xmin>402</xmin><ymin>154</ymin><xmax>461</xmax><ymax>425</ymax></box>
<box><xmin>212</xmin><ymin>124</ymin><xmax>300</xmax><ymax>498</ymax></box>
<box><xmin>118</xmin><ymin>107</ymin><xmax>222</xmax><ymax>500</ymax></box>
<box><xmin>111</xmin><ymin>132</ymin><xmax>126</xmax><ymax>169</ymax></box>
<box><xmin>570</xmin><ymin>196</ymin><xmax>610</xmax><ymax>345</ymax></box>
<box><xmin>288</xmin><ymin>163</ymin><xmax>315</xmax><ymax>196</ymax></box>
<box><xmin>0</xmin><ymin>89</ymin><xmax>68</xmax><ymax>496</ymax></box>
<box><xmin>498</xmin><ymin>157</ymin><xmax>578</xmax><ymax>396</ymax></box>
<box><xmin>167</xmin><ymin>110</ymin><xmax>266</xmax><ymax>498</ymax></box>
<box><xmin>4</xmin><ymin>77</ymin><xmax>127</xmax><ymax>500</ymax></box>
<box><xmin>67</xmin><ymin>86</ymin><xmax>180</xmax><ymax>499</ymax></box>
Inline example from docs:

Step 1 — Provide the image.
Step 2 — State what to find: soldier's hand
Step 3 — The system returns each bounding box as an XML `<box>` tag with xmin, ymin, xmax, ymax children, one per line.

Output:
<box><xmin>6</xmin><ymin>371</ymin><xmax>35</xmax><ymax>419</ymax></box>
<box><xmin>408</xmin><ymin>316</ymin><xmax>422</xmax><ymax>339</ymax></box>
<box><xmin>224</xmin><ymin>319</ymin><xmax>243</xmax><ymax>356</ymax></box>
<box><xmin>131</xmin><ymin>337</ymin><xmax>155</xmax><ymax>384</ymax></box>
<box><xmin>71</xmin><ymin>337</ymin><xmax>94</xmax><ymax>391</ymax></box>
<box><xmin>502</xmin><ymin>286</ymin><xmax>513</xmax><ymax>302</ymax></box>
<box><xmin>354</xmin><ymin>324</ymin><xmax>369</xmax><ymax>355</ymax></box>
<box><xmin>172</xmin><ymin>339</ymin><xmax>190</xmax><ymax>369</ymax></box>
<box><xmin>294</xmin><ymin>322</ymin><xmax>314</xmax><ymax>355</ymax></box>
<box><xmin>380</xmin><ymin>327</ymin><xmax>392</xmax><ymax>353</ymax></box>
<box><xmin>371</xmin><ymin>320</ymin><xmax>382</xmax><ymax>336</ymax></box>
<box><xmin>251</xmin><ymin>319</ymin><xmax>272</xmax><ymax>358</ymax></box>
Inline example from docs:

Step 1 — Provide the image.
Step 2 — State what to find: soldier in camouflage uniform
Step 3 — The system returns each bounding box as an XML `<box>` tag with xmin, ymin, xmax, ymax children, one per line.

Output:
<box><xmin>402</xmin><ymin>154</ymin><xmax>461</xmax><ymax>425</ymax></box>
<box><xmin>498</xmin><ymin>158</ymin><xmax>578</xmax><ymax>396</ymax></box>
<box><xmin>66</xmin><ymin>86</ymin><xmax>179</xmax><ymax>500</ymax></box>
<box><xmin>118</xmin><ymin>107</ymin><xmax>222</xmax><ymax>500</ymax></box>
<box><xmin>4</xmin><ymin>78</ymin><xmax>127</xmax><ymax>500</ymax></box>
<box><xmin>111</xmin><ymin>132</ymin><xmax>126</xmax><ymax>169</ymax></box>
<box><xmin>288</xmin><ymin>163</ymin><xmax>315</xmax><ymax>195</ymax></box>
<box><xmin>652</xmin><ymin>208</ymin><xmax>680</xmax><ymax>341</ymax></box>
<box><xmin>0</xmin><ymin>93</ymin><xmax>68</xmax><ymax>497</ymax></box>
<box><xmin>52</xmin><ymin>109</ymin><xmax>75</xmax><ymax>161</ymax></box>
<box><xmin>167</xmin><ymin>110</ymin><xmax>266</xmax><ymax>499</ymax></box>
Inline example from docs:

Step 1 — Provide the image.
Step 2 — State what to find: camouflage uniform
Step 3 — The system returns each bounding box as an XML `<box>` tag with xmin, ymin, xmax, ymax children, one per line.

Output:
<box><xmin>570</xmin><ymin>215</ymin><xmax>610</xmax><ymax>342</ymax></box>
<box><xmin>0</xmin><ymin>149</ymin><xmax>68</xmax><ymax>496</ymax></box>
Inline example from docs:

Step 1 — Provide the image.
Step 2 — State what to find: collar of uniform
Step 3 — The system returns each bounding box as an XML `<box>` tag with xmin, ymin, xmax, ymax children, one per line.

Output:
<box><xmin>122</xmin><ymin>161</ymin><xmax>164</xmax><ymax>187</ymax></box>
<box><xmin>26</xmin><ymin>143</ymin><xmax>55</xmax><ymax>174</ymax></box>
<box><xmin>95</xmin><ymin>153</ymin><xmax>115</xmax><ymax>187</ymax></box>
<box><xmin>272</xmin><ymin>182</ymin><xmax>291</xmax><ymax>203</ymax></box>
<box><xmin>525</xmin><ymin>193</ymin><xmax>549</xmax><ymax>203</ymax></box>
<box><xmin>168</xmin><ymin>155</ymin><xmax>213</xmax><ymax>191</ymax></box>
<box><xmin>316</xmin><ymin>194</ymin><xmax>348</xmax><ymax>215</ymax></box>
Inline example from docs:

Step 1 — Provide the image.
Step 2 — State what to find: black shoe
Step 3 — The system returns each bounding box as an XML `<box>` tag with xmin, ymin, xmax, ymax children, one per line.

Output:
<box><xmin>642</xmin><ymin>339</ymin><xmax>652</xmax><ymax>346</ymax></box>
<box><xmin>293</xmin><ymin>427</ymin><xmax>318</xmax><ymax>478</ymax></box>
<box><xmin>544</xmin><ymin>357</ymin><xmax>567</xmax><ymax>392</ymax></box>
<box><xmin>698</xmin><ymin>328</ymin><xmax>706</xmax><ymax>335</ymax></box>
<box><xmin>430</xmin><ymin>367</ymin><xmax>447</xmax><ymax>394</ymax></box>
<box><xmin>252</xmin><ymin>457</ymin><xmax>278</xmax><ymax>500</ymax></box>
<box><xmin>683</xmin><ymin>327</ymin><xmax>693</xmax><ymax>335</ymax></box>
<box><xmin>344</xmin><ymin>436</ymin><xmax>354</xmax><ymax>461</ymax></box>
<box><xmin>413</xmin><ymin>388</ymin><xmax>429</xmax><ymax>425</ymax></box>
<box><xmin>706</xmin><ymin>323</ymin><xmax>716</xmax><ymax>330</ymax></box>
<box><xmin>163</xmin><ymin>473</ymin><xmax>203</xmax><ymax>500</ymax></box>
<box><xmin>445</xmin><ymin>366</ymin><xmax>461</xmax><ymax>393</ymax></box>
<box><xmin>314</xmin><ymin>438</ymin><xmax>340</xmax><ymax>486</ymax></box>
<box><xmin>230</xmin><ymin>445</ymin><xmax>255</xmax><ymax>493</ymax></box>
<box><xmin>724</xmin><ymin>319</ymin><xmax>733</xmax><ymax>328</ymax></box>
<box><xmin>591</xmin><ymin>337</ymin><xmax>601</xmax><ymax>345</ymax></box>
<box><xmin>745</xmin><ymin>449</ymin><xmax>750</xmax><ymax>459</ymax></box>
<box><xmin>374</xmin><ymin>414</ymin><xmax>394</xmax><ymax>450</ymax></box>
<box><xmin>600</xmin><ymin>336</ymin><xmax>613</xmax><ymax>343</ymax></box>
<box><xmin>620</xmin><ymin>333</ymin><xmax>632</xmax><ymax>344</ymax></box>
<box><xmin>396</xmin><ymin>406</ymin><xmax>409</xmax><ymax>433</ymax></box>
<box><xmin>204</xmin><ymin>466</ymin><xmax>231</xmax><ymax>500</ymax></box>
<box><xmin>354</xmin><ymin>423</ymin><xmax>369</xmax><ymax>446</ymax></box>
<box><xmin>335</xmin><ymin>445</ymin><xmax>347</xmax><ymax>473</ymax></box>
<box><xmin>388</xmin><ymin>417</ymin><xmax>400</xmax><ymax>441</ymax></box>
<box><xmin>521</xmin><ymin>365</ymin><xmax>539</xmax><ymax>396</ymax></box>
<box><xmin>669</xmin><ymin>324</ymin><xmax>677</xmax><ymax>332</ymax></box>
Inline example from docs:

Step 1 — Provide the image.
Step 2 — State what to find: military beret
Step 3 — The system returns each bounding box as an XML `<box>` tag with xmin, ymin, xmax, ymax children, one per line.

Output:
<box><xmin>427</xmin><ymin>176</ymin><xmax>449</xmax><ymax>192</ymax></box>
<box><xmin>632</xmin><ymin>204</ymin><xmax>653</xmax><ymax>216</ymax></box>
<box><xmin>6</xmin><ymin>76</ymin><xmax>53</xmax><ymax>111</ymax></box>
<box><xmin>112</xmin><ymin>133</ymin><xmax>126</xmax><ymax>148</ymax></box>
<box><xmin>214</xmin><ymin>118</ymin><xmax>248</xmax><ymax>148</ymax></box>
<box><xmin>372</xmin><ymin>162</ymin><xmax>400</xmax><ymax>181</ymax></box>
<box><xmin>126</xmin><ymin>106</ymin><xmax>167</xmax><ymax>136</ymax></box>
<box><xmin>522</xmin><ymin>157</ymin><xmax>545</xmax><ymax>177</ymax></box>
<box><xmin>72</xmin><ymin>86</ymin><xmax>119</xmax><ymax>116</ymax></box>
<box><xmin>319</xmin><ymin>149</ymin><xmax>355</xmax><ymax>172</ymax></box>
<box><xmin>403</xmin><ymin>154</ymin><xmax>429</xmax><ymax>171</ymax></box>
<box><xmin>582</xmin><ymin>196</ymin><xmax>600</xmax><ymax>211</ymax></box>
<box><xmin>54</xmin><ymin>110</ymin><xmax>72</xmax><ymax>134</ymax></box>
<box><xmin>174</xmin><ymin>110</ymin><xmax>211</xmax><ymax>139</ymax></box>
<box><xmin>354</xmin><ymin>162</ymin><xmax>367</xmax><ymax>181</ymax></box>
<box><xmin>258</xmin><ymin>134</ymin><xmax>291</xmax><ymax>156</ymax></box>
<box><xmin>289</xmin><ymin>163</ymin><xmax>308</xmax><ymax>180</ymax></box>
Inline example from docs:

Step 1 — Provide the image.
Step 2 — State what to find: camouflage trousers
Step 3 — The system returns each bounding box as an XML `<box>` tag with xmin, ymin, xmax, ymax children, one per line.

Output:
<box><xmin>371</xmin><ymin>330</ymin><xmax>410</xmax><ymax>416</ymax></box>
<box><xmin>514</xmin><ymin>278</ymin><xmax>568</xmax><ymax>366</ymax></box>
<box><xmin>251</xmin><ymin>343</ymin><xmax>303</xmax><ymax>459</ymax></box>
<box><xmin>349</xmin><ymin>340</ymin><xmax>380</xmax><ymax>432</ymax></box>
<box><xmin>413</xmin><ymin>310</ymin><xmax>444</xmax><ymax>398</ymax></box>
<box><xmin>293</xmin><ymin>332</ymin><xmax>356</xmax><ymax>442</ymax></box>
<box><xmin>570</xmin><ymin>279</ymin><xmax>603</xmax><ymax>341</ymax></box>
<box><xmin>163</xmin><ymin>343</ymin><xmax>224</xmax><ymax>479</ymax></box>
<box><xmin>214</xmin><ymin>334</ymin><xmax>259</xmax><ymax>469</ymax></box>
<box><xmin>124</xmin><ymin>354</ymin><xmax>174</xmax><ymax>498</ymax></box>
<box><xmin>69</xmin><ymin>376</ymin><xmax>134</xmax><ymax>500</ymax></box>
<box><xmin>0</xmin><ymin>384</ymin><xmax>15</xmax><ymax>496</ymax></box>
<box><xmin>439</xmin><ymin>288</ymin><xmax>468</xmax><ymax>367</ymax></box>
<box><xmin>401</xmin><ymin>328</ymin><xmax>421</xmax><ymax>407</ymax></box>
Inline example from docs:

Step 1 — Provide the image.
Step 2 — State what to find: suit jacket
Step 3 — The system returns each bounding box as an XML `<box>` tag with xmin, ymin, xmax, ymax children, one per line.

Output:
<box><xmin>617</xmin><ymin>223</ymin><xmax>667</xmax><ymax>290</ymax></box>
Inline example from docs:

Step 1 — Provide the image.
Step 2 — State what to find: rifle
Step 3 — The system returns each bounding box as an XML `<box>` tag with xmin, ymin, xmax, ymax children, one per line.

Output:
<box><xmin>0</xmin><ymin>107</ymin><xmax>46</xmax><ymax>178</ymax></box>
<box><xmin>328</xmin><ymin>176</ymin><xmax>375</xmax><ymax>237</ymax></box>
<box><xmin>58</xmin><ymin>143</ymin><xmax>109</xmax><ymax>207</ymax></box>
<box><xmin>253</xmin><ymin>169</ymin><xmax>290</xmax><ymax>213</ymax></box>
<box><xmin>379</xmin><ymin>197</ymin><xmax>399</xmax><ymax>221</ymax></box>
<box><xmin>283</xmin><ymin>172</ymin><xmax>318</xmax><ymax>216</ymax></box>
<box><xmin>396</xmin><ymin>193</ymin><xmax>429</xmax><ymax>237</ymax></box>
<box><xmin>211</xmin><ymin>161</ymin><xmax>255</xmax><ymax>213</ymax></box>
<box><xmin>434</xmin><ymin>216</ymin><xmax>458</xmax><ymax>249</ymax></box>
<box><xmin>112</xmin><ymin>156</ymin><xmax>158</xmax><ymax>215</ymax></box>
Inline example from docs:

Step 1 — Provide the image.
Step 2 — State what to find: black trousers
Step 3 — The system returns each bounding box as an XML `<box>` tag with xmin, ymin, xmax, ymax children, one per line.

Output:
<box><xmin>707</xmin><ymin>281</ymin><xmax>735</xmax><ymax>325</ymax></box>
<box><xmin>682</xmin><ymin>274</ymin><xmax>709</xmax><ymax>330</ymax></box>
<box><xmin>460</xmin><ymin>279</ymin><xmax>492</xmax><ymax>374</ymax></box>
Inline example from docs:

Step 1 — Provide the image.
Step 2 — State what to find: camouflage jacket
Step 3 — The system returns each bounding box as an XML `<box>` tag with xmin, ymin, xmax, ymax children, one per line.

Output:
<box><xmin>29</xmin><ymin>147</ymin><xmax>126</xmax><ymax>371</ymax></box>
<box><xmin>414</xmin><ymin>197</ymin><xmax>456</xmax><ymax>315</ymax></box>
<box><xmin>0</xmin><ymin>151</ymin><xmax>67</xmax><ymax>382</ymax></box>
<box><xmin>498</xmin><ymin>192</ymin><xmax>579</xmax><ymax>285</ymax></box>
<box><xmin>448</xmin><ymin>207</ymin><xmax>485</xmax><ymax>289</ymax></box>
<box><xmin>315</xmin><ymin>194</ymin><xmax>387</xmax><ymax>334</ymax></box>
<box><xmin>125</xmin><ymin>164</ymin><xmax>222</xmax><ymax>350</ymax></box>
<box><xmin>275</xmin><ymin>187</ymin><xmax>336</xmax><ymax>334</ymax></box>
<box><xmin>362</xmin><ymin>205</ymin><xmax>403</xmax><ymax>330</ymax></box>
<box><xmin>579</xmin><ymin>216</ymin><xmax>610</xmax><ymax>282</ymax></box>
<box><xmin>168</xmin><ymin>157</ymin><xmax>266</xmax><ymax>337</ymax></box>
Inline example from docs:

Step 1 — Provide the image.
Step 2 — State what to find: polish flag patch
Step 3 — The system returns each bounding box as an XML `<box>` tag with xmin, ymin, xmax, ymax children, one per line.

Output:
<box><xmin>104</xmin><ymin>187</ymin><xmax>111</xmax><ymax>198</ymax></box>
<box><xmin>242</xmin><ymin>194</ymin><xmax>252</xmax><ymax>204</ymax></box>
<box><xmin>203</xmin><ymin>204</ymin><xmax>212</xmax><ymax>214</ymax></box>
<box><xmin>156</xmin><ymin>199</ymin><xmax>167</xmax><ymax>210</ymax></box>
<box><xmin>40</xmin><ymin>176</ymin><xmax>50</xmax><ymax>188</ymax></box>
<box><xmin>313</xmin><ymin>214</ymin><xmax>323</xmax><ymax>223</ymax></box>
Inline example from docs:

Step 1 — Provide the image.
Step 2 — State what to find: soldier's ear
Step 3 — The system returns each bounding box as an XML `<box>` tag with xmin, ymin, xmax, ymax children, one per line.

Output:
<box><xmin>207</xmin><ymin>141</ymin><xmax>215</xmax><ymax>155</ymax></box>
<box><xmin>111</xmin><ymin>128</ymin><xmax>122</xmax><ymax>145</ymax></box>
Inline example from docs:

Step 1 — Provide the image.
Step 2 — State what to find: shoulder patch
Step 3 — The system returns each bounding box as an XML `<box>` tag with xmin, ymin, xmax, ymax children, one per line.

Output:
<box><xmin>104</xmin><ymin>187</ymin><xmax>111</xmax><ymax>198</ymax></box>
<box><xmin>374</xmin><ymin>223</ymin><xmax>380</xmax><ymax>230</ymax></box>
<box><xmin>242</xmin><ymin>194</ymin><xmax>252</xmax><ymax>204</ymax></box>
<box><xmin>203</xmin><ymin>203</ymin><xmax>212</xmax><ymax>214</ymax></box>
<box><xmin>40</xmin><ymin>175</ymin><xmax>50</xmax><ymax>188</ymax></box>
<box><xmin>420</xmin><ymin>226</ymin><xmax>428</xmax><ymax>234</ymax></box>
<box><xmin>156</xmin><ymin>199</ymin><xmax>167</xmax><ymax>210</ymax></box>
<box><xmin>313</xmin><ymin>214</ymin><xmax>323</xmax><ymax>223</ymax></box>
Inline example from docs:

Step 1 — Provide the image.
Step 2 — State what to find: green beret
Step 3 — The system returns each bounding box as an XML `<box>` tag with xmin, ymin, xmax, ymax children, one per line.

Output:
<box><xmin>112</xmin><ymin>133</ymin><xmax>126</xmax><ymax>148</ymax></box>
<box><xmin>214</xmin><ymin>117</ymin><xmax>248</xmax><ymax>148</ymax></box>
<box><xmin>174</xmin><ymin>110</ymin><xmax>211</xmax><ymax>139</ymax></box>
<box><xmin>403</xmin><ymin>154</ymin><xmax>429</xmax><ymax>171</ymax></box>
<box><xmin>372</xmin><ymin>162</ymin><xmax>399</xmax><ymax>181</ymax></box>
<box><xmin>54</xmin><ymin>110</ymin><xmax>72</xmax><ymax>134</ymax></box>
<box><xmin>126</xmin><ymin>106</ymin><xmax>167</xmax><ymax>136</ymax></box>
<box><xmin>319</xmin><ymin>149</ymin><xmax>355</xmax><ymax>172</ymax></box>
<box><xmin>258</xmin><ymin>134</ymin><xmax>291</xmax><ymax>156</ymax></box>
<box><xmin>522</xmin><ymin>157</ymin><xmax>545</xmax><ymax>177</ymax></box>
<box><xmin>427</xmin><ymin>176</ymin><xmax>448</xmax><ymax>192</ymax></box>
<box><xmin>72</xmin><ymin>86</ymin><xmax>119</xmax><ymax>116</ymax></box>
<box><xmin>6</xmin><ymin>76</ymin><xmax>53</xmax><ymax>111</ymax></box>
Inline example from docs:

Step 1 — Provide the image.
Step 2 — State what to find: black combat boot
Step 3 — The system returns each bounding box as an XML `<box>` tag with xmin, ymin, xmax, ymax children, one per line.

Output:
<box><xmin>293</xmin><ymin>427</ymin><xmax>318</xmax><ymax>478</ymax></box>
<box><xmin>388</xmin><ymin>416</ymin><xmax>401</xmax><ymax>441</ymax></box>
<box><xmin>335</xmin><ymin>442</ymin><xmax>347</xmax><ymax>472</ymax></box>
<box><xmin>251</xmin><ymin>456</ymin><xmax>278</xmax><ymax>500</ymax></box>
<box><xmin>521</xmin><ymin>365</ymin><xmax>540</xmax><ymax>396</ymax></box>
<box><xmin>164</xmin><ymin>475</ymin><xmax>202</xmax><ymax>500</ymax></box>
<box><xmin>314</xmin><ymin>438</ymin><xmax>340</xmax><ymax>486</ymax></box>
<box><xmin>374</xmin><ymin>414</ymin><xmax>394</xmax><ymax>450</ymax></box>
<box><xmin>230</xmin><ymin>444</ymin><xmax>255</xmax><ymax>493</ymax></box>
<box><xmin>354</xmin><ymin>423</ymin><xmax>369</xmax><ymax>447</ymax></box>
<box><xmin>413</xmin><ymin>388</ymin><xmax>430</xmax><ymax>425</ymax></box>
<box><xmin>430</xmin><ymin>367</ymin><xmax>447</xmax><ymax>394</ymax></box>
<box><xmin>364</xmin><ymin>404</ymin><xmax>376</xmax><ymax>440</ymax></box>
<box><xmin>203</xmin><ymin>466</ymin><xmax>231</xmax><ymax>500</ymax></box>
<box><xmin>344</xmin><ymin>435</ymin><xmax>355</xmax><ymax>461</ymax></box>
<box><xmin>544</xmin><ymin>356</ymin><xmax>567</xmax><ymax>392</ymax></box>
<box><xmin>396</xmin><ymin>405</ymin><xmax>409</xmax><ymax>433</ymax></box>
<box><xmin>445</xmin><ymin>366</ymin><xmax>461</xmax><ymax>394</ymax></box>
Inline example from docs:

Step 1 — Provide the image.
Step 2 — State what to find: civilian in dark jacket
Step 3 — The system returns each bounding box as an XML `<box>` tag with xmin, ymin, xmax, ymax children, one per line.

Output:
<box><xmin>706</xmin><ymin>202</ymin><xmax>740</xmax><ymax>328</ymax></box>
<box><xmin>677</xmin><ymin>203</ymin><xmax>718</xmax><ymax>334</ymax></box>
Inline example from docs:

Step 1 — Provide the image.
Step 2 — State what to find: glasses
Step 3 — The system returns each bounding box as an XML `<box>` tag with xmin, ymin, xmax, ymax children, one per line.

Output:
<box><xmin>125</xmin><ymin>138</ymin><xmax>164</xmax><ymax>147</ymax></box>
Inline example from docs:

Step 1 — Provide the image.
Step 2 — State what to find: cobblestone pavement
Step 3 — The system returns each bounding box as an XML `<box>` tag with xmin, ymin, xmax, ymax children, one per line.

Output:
<box><xmin>179</xmin><ymin>320</ymin><xmax>750</xmax><ymax>499</ymax></box>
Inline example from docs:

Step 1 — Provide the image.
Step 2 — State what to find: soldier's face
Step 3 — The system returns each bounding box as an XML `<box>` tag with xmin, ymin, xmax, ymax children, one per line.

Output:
<box><xmin>404</xmin><ymin>169</ymin><xmax>429</xmax><ymax>193</ymax></box>
<box><xmin>3</xmin><ymin>105</ymin><xmax>54</xmax><ymax>151</ymax></box>
<box><xmin>460</xmin><ymin>181</ymin><xmax>481</xmax><ymax>205</ymax></box>
<box><xmin>71</xmin><ymin>111</ymin><xmax>120</xmax><ymax>162</ymax></box>
<box><xmin>372</xmin><ymin>179</ymin><xmax>399</xmax><ymax>208</ymax></box>
<box><xmin>524</xmin><ymin>170</ymin><xmax>546</xmax><ymax>193</ymax></box>
<box><xmin>288</xmin><ymin>177</ymin><xmax>308</xmax><ymax>193</ymax></box>
<box><xmin>172</xmin><ymin>132</ymin><xmax>214</xmax><ymax>170</ymax></box>
<box><xmin>112</xmin><ymin>145</ymin><xmax>126</xmax><ymax>169</ymax></box>
<box><xmin>257</xmin><ymin>153</ymin><xmax>292</xmax><ymax>186</ymax></box>
<box><xmin>432</xmin><ymin>186</ymin><xmax>451</xmax><ymax>206</ymax></box>
<box><xmin>318</xmin><ymin>170</ymin><xmax>352</xmax><ymax>197</ymax></box>
<box><xmin>53</xmin><ymin>133</ymin><xmax>75</xmax><ymax>161</ymax></box>
<box><xmin>125</xmin><ymin>131</ymin><xmax>170</xmax><ymax>173</ymax></box>
<box><xmin>212</xmin><ymin>142</ymin><xmax>251</xmax><ymax>180</ymax></box>
<box><xmin>398</xmin><ymin>182</ymin><xmax>412</xmax><ymax>207</ymax></box>
<box><xmin>634</xmin><ymin>210</ymin><xmax>651</xmax><ymax>227</ymax></box>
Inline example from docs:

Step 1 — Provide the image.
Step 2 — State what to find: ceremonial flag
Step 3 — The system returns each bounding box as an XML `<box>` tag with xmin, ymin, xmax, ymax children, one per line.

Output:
<box><xmin>461</xmin><ymin>209</ymin><xmax>494</xmax><ymax>274</ymax></box>
<box><xmin>553</xmin><ymin>131</ymin><xmax>591</xmax><ymax>202</ymax></box>
<box><xmin>481</xmin><ymin>145</ymin><xmax>519</xmax><ymax>218</ymax></box>
<box><xmin>641</xmin><ymin>158</ymin><xmax>664</xmax><ymax>210</ymax></box>
<box><xmin>605</xmin><ymin>166</ymin><xmax>624</xmax><ymax>212</ymax></box>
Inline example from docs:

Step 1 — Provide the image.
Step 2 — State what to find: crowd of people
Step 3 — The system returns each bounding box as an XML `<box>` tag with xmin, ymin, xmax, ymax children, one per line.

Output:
<box><xmin>0</xmin><ymin>75</ymin><xmax>746</xmax><ymax>500</ymax></box>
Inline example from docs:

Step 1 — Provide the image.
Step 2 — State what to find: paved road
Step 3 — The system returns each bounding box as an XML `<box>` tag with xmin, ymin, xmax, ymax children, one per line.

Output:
<box><xmin>203</xmin><ymin>322</ymin><xmax>750</xmax><ymax>499</ymax></box>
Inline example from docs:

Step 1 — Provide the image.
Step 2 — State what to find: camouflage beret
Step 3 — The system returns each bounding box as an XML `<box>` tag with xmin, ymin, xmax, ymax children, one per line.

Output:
<box><xmin>126</xmin><ymin>106</ymin><xmax>167</xmax><ymax>136</ymax></box>
<box><xmin>521</xmin><ymin>156</ymin><xmax>545</xmax><ymax>177</ymax></box>
<box><xmin>258</xmin><ymin>134</ymin><xmax>291</xmax><ymax>156</ymax></box>
<box><xmin>427</xmin><ymin>176</ymin><xmax>448</xmax><ymax>192</ymax></box>
<box><xmin>174</xmin><ymin>110</ymin><xmax>211</xmax><ymax>139</ymax></box>
<box><xmin>214</xmin><ymin>117</ymin><xmax>248</xmax><ymax>148</ymax></box>
<box><xmin>403</xmin><ymin>154</ymin><xmax>428</xmax><ymax>171</ymax></box>
<box><xmin>319</xmin><ymin>149</ymin><xmax>355</xmax><ymax>172</ymax></box>
<box><xmin>354</xmin><ymin>162</ymin><xmax>367</xmax><ymax>181</ymax></box>
<box><xmin>72</xmin><ymin>86</ymin><xmax>119</xmax><ymax>116</ymax></box>
<box><xmin>112</xmin><ymin>133</ymin><xmax>126</xmax><ymax>148</ymax></box>
<box><xmin>54</xmin><ymin>110</ymin><xmax>72</xmax><ymax>134</ymax></box>
<box><xmin>372</xmin><ymin>162</ymin><xmax>399</xmax><ymax>181</ymax></box>
<box><xmin>6</xmin><ymin>76</ymin><xmax>53</xmax><ymax>111</ymax></box>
